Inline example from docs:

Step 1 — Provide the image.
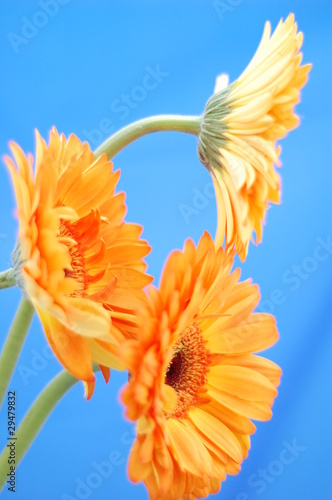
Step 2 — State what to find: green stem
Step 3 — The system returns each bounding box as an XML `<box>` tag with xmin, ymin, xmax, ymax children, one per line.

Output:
<box><xmin>0</xmin><ymin>269</ymin><xmax>16</xmax><ymax>290</ymax></box>
<box><xmin>0</xmin><ymin>298</ymin><xmax>34</xmax><ymax>409</ymax></box>
<box><xmin>95</xmin><ymin>114</ymin><xmax>201</xmax><ymax>159</ymax></box>
<box><xmin>0</xmin><ymin>366</ymin><xmax>100</xmax><ymax>491</ymax></box>
<box><xmin>0</xmin><ymin>371</ymin><xmax>76</xmax><ymax>491</ymax></box>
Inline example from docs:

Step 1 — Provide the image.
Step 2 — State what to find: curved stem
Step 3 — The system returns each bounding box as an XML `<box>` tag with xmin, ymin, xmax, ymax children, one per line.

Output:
<box><xmin>0</xmin><ymin>366</ymin><xmax>100</xmax><ymax>491</ymax></box>
<box><xmin>0</xmin><ymin>371</ymin><xmax>76</xmax><ymax>491</ymax></box>
<box><xmin>95</xmin><ymin>114</ymin><xmax>201</xmax><ymax>159</ymax></box>
<box><xmin>0</xmin><ymin>269</ymin><xmax>16</xmax><ymax>290</ymax></box>
<box><xmin>0</xmin><ymin>298</ymin><xmax>34</xmax><ymax>409</ymax></box>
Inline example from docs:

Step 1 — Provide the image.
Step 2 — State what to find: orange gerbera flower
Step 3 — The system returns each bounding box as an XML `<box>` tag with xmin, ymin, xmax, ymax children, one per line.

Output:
<box><xmin>119</xmin><ymin>232</ymin><xmax>281</xmax><ymax>499</ymax></box>
<box><xmin>5</xmin><ymin>127</ymin><xmax>152</xmax><ymax>398</ymax></box>
<box><xmin>197</xmin><ymin>13</ymin><xmax>311</xmax><ymax>259</ymax></box>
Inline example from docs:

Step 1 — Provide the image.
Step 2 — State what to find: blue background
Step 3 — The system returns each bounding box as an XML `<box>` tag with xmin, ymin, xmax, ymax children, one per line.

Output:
<box><xmin>0</xmin><ymin>1</ymin><xmax>331</xmax><ymax>499</ymax></box>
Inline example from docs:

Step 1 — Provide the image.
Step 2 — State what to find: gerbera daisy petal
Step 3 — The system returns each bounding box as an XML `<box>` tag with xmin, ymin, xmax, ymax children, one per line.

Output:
<box><xmin>98</xmin><ymin>364</ymin><xmax>111</xmax><ymax>384</ymax></box>
<box><xmin>188</xmin><ymin>407</ymin><xmax>242</xmax><ymax>463</ymax></box>
<box><xmin>202</xmin><ymin>397</ymin><xmax>256</xmax><ymax>435</ymax></box>
<box><xmin>128</xmin><ymin>439</ymin><xmax>152</xmax><ymax>483</ymax></box>
<box><xmin>87</xmin><ymin>339</ymin><xmax>125</xmax><ymax>372</ymax></box>
<box><xmin>207</xmin><ymin>385</ymin><xmax>273</xmax><ymax>421</ymax></box>
<box><xmin>38</xmin><ymin>310</ymin><xmax>95</xmax><ymax>389</ymax></box>
<box><xmin>5</xmin><ymin>128</ymin><xmax>152</xmax><ymax>396</ymax></box>
<box><xmin>167</xmin><ymin>419</ymin><xmax>214</xmax><ymax>476</ymax></box>
<box><xmin>168</xmin><ymin>463</ymin><xmax>187</xmax><ymax>500</ymax></box>
<box><xmin>205</xmin><ymin>313</ymin><xmax>278</xmax><ymax>354</ymax></box>
<box><xmin>221</xmin><ymin>354</ymin><xmax>282</xmax><ymax>387</ymax></box>
<box><xmin>120</xmin><ymin>233</ymin><xmax>281</xmax><ymax>498</ymax></box>
<box><xmin>208</xmin><ymin>365</ymin><xmax>277</xmax><ymax>402</ymax></box>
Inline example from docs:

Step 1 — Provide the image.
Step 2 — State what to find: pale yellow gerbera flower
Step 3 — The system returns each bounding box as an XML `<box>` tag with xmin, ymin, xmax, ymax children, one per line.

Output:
<box><xmin>198</xmin><ymin>13</ymin><xmax>311</xmax><ymax>259</ymax></box>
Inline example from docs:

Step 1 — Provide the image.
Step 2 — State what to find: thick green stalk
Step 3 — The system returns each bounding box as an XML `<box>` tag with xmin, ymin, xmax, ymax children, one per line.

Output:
<box><xmin>0</xmin><ymin>269</ymin><xmax>16</xmax><ymax>290</ymax></box>
<box><xmin>95</xmin><ymin>114</ymin><xmax>201</xmax><ymax>159</ymax></box>
<box><xmin>0</xmin><ymin>298</ymin><xmax>34</xmax><ymax>409</ymax></box>
<box><xmin>0</xmin><ymin>370</ymin><xmax>77</xmax><ymax>491</ymax></box>
<box><xmin>0</xmin><ymin>367</ymin><xmax>100</xmax><ymax>491</ymax></box>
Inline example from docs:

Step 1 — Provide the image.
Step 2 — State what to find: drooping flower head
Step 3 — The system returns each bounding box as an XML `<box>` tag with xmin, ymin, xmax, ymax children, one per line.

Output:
<box><xmin>119</xmin><ymin>232</ymin><xmax>281</xmax><ymax>499</ymax></box>
<box><xmin>198</xmin><ymin>14</ymin><xmax>311</xmax><ymax>259</ymax></box>
<box><xmin>5</xmin><ymin>127</ymin><xmax>152</xmax><ymax>398</ymax></box>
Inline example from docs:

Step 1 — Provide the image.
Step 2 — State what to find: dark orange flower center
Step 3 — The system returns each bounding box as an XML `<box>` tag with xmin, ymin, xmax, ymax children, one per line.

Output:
<box><xmin>60</xmin><ymin>221</ymin><xmax>87</xmax><ymax>297</ymax></box>
<box><xmin>165</xmin><ymin>322</ymin><xmax>209</xmax><ymax>418</ymax></box>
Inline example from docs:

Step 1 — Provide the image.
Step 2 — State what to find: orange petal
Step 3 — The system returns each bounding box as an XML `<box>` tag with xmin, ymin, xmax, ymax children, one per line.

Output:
<box><xmin>37</xmin><ymin>309</ymin><xmax>95</xmax><ymax>393</ymax></box>
<box><xmin>188</xmin><ymin>407</ymin><xmax>242</xmax><ymax>463</ymax></box>
<box><xmin>67</xmin><ymin>297</ymin><xmax>112</xmax><ymax>341</ymax></box>
<box><xmin>167</xmin><ymin>419</ymin><xmax>214</xmax><ymax>477</ymax></box>
<box><xmin>207</xmin><ymin>384</ymin><xmax>273</xmax><ymax>421</ymax></box>
<box><xmin>206</xmin><ymin>313</ymin><xmax>279</xmax><ymax>354</ymax></box>
<box><xmin>99</xmin><ymin>364</ymin><xmax>110</xmax><ymax>384</ymax></box>
<box><xmin>220</xmin><ymin>354</ymin><xmax>282</xmax><ymax>387</ymax></box>
<box><xmin>88</xmin><ymin>338</ymin><xmax>125</xmax><ymax>371</ymax></box>
<box><xmin>208</xmin><ymin>365</ymin><xmax>278</xmax><ymax>402</ymax></box>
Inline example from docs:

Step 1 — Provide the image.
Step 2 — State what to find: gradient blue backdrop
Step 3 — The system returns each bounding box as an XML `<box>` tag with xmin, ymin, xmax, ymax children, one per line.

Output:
<box><xmin>0</xmin><ymin>1</ymin><xmax>331</xmax><ymax>499</ymax></box>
